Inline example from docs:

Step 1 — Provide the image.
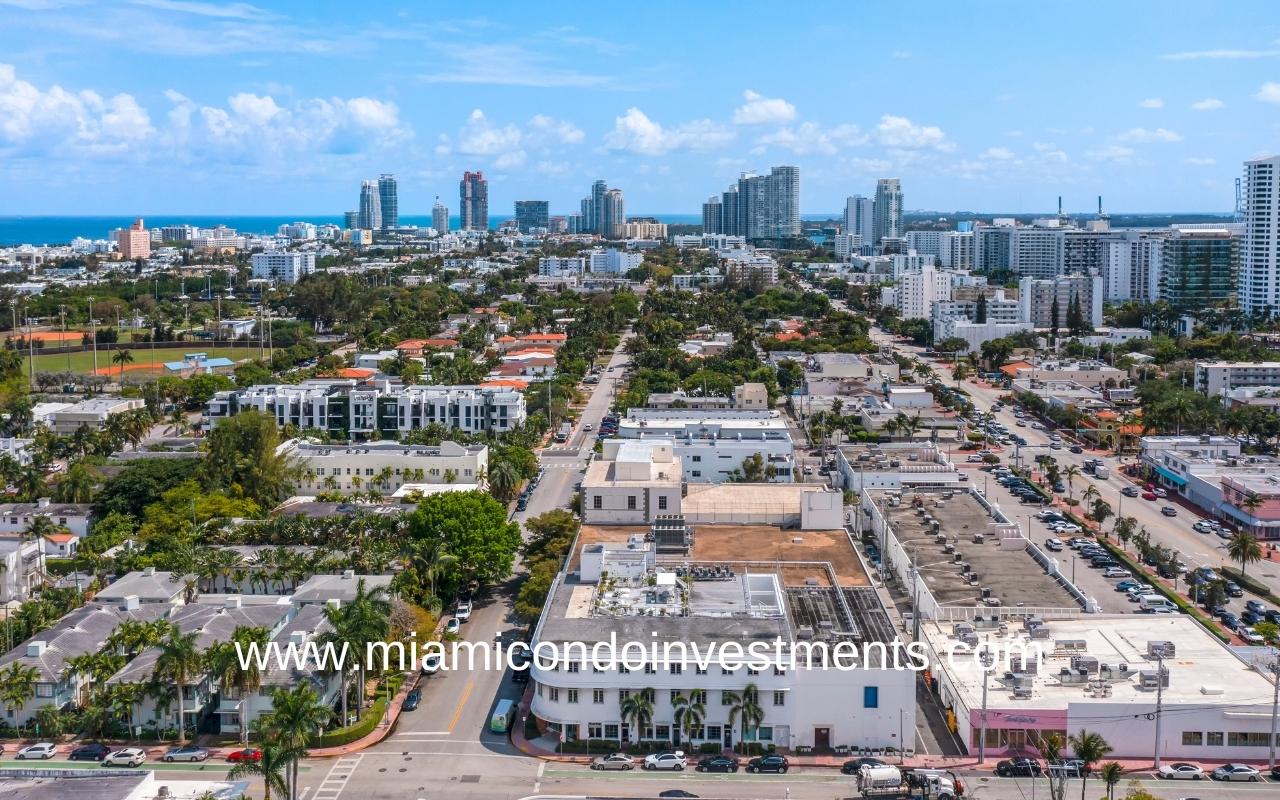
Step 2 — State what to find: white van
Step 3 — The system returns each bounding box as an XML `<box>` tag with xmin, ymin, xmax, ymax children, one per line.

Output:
<box><xmin>1139</xmin><ymin>594</ymin><xmax>1176</xmax><ymax>613</ymax></box>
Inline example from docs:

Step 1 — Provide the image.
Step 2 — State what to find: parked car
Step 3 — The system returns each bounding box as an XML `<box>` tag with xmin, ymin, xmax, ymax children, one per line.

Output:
<box><xmin>1044</xmin><ymin>538</ymin><xmax>1064</xmax><ymax>552</ymax></box>
<box><xmin>226</xmin><ymin>748</ymin><xmax>262</xmax><ymax>763</ymax></box>
<box><xmin>697</xmin><ymin>756</ymin><xmax>739</xmax><ymax>773</ymax></box>
<box><xmin>643</xmin><ymin>751</ymin><xmax>687</xmax><ymax>771</ymax></box>
<box><xmin>163</xmin><ymin>745</ymin><xmax>209</xmax><ymax>762</ymax></box>
<box><xmin>1047</xmin><ymin>759</ymin><xmax>1089</xmax><ymax>777</ymax></box>
<box><xmin>1154</xmin><ymin>488</ymin><xmax>1168</xmax><ymax>498</ymax></box>
<box><xmin>1121</xmin><ymin>485</ymin><xmax>1140</xmax><ymax>497</ymax></box>
<box><xmin>455</xmin><ymin>600</ymin><xmax>473</xmax><ymax>622</ymax></box>
<box><xmin>102</xmin><ymin>748</ymin><xmax>146</xmax><ymax>767</ymax></box>
<box><xmin>68</xmin><ymin>743</ymin><xmax>110</xmax><ymax>761</ymax></box>
<box><xmin>592</xmin><ymin>753</ymin><xmax>636</xmax><ymax>771</ymax></box>
<box><xmin>1212</xmin><ymin>763</ymin><xmax>1261</xmax><ymax>781</ymax></box>
<box><xmin>16</xmin><ymin>743</ymin><xmax>57</xmax><ymax>760</ymax></box>
<box><xmin>995</xmin><ymin>757</ymin><xmax>1043</xmax><ymax>777</ymax></box>
<box><xmin>1161</xmin><ymin>506</ymin><xmax>1178</xmax><ymax>517</ymax></box>
<box><xmin>421</xmin><ymin>653</ymin><xmax>442</xmax><ymax>675</ymax></box>
<box><xmin>1142</xmin><ymin>491</ymin><xmax>1157</xmax><ymax>501</ymax></box>
<box><xmin>402</xmin><ymin>688</ymin><xmax>422</xmax><ymax>711</ymax></box>
<box><xmin>1102</xmin><ymin>567</ymin><xmax>1131</xmax><ymax>579</ymax></box>
<box><xmin>1116</xmin><ymin>580</ymin><xmax>1143</xmax><ymax>592</ymax></box>
<box><xmin>1246</xmin><ymin>600</ymin><xmax>1267</xmax><ymax>615</ymax></box>
<box><xmin>1157</xmin><ymin>762</ymin><xmax>1205</xmax><ymax>780</ymax></box>
<box><xmin>445</xmin><ymin>618</ymin><xmax>461</xmax><ymax>635</ymax></box>
<box><xmin>1226</xmin><ymin>581</ymin><xmax>1244</xmax><ymax>597</ymax></box>
<box><xmin>841</xmin><ymin>757</ymin><xmax>887</xmax><ymax>774</ymax></box>
<box><xmin>1240</xmin><ymin>628</ymin><xmax>1266</xmax><ymax>645</ymax></box>
<box><xmin>746</xmin><ymin>755</ymin><xmax>790</xmax><ymax>774</ymax></box>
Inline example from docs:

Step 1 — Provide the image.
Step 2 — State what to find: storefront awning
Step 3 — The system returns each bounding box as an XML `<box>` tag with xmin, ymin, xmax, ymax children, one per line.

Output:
<box><xmin>1154</xmin><ymin>465</ymin><xmax>1187</xmax><ymax>487</ymax></box>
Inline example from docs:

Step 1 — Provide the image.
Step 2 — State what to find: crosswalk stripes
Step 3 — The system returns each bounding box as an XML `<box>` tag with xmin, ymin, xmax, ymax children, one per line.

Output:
<box><xmin>308</xmin><ymin>753</ymin><xmax>363</xmax><ymax>800</ymax></box>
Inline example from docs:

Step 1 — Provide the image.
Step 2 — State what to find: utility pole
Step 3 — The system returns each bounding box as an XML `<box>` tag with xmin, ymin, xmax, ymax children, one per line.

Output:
<box><xmin>978</xmin><ymin>647</ymin><xmax>993</xmax><ymax>766</ymax></box>
<box><xmin>87</xmin><ymin>295</ymin><xmax>98</xmax><ymax>376</ymax></box>
<box><xmin>1269</xmin><ymin>659</ymin><xmax>1280</xmax><ymax>770</ymax></box>
<box><xmin>60</xmin><ymin>305</ymin><xmax>70</xmax><ymax>373</ymax></box>
<box><xmin>1153</xmin><ymin>647</ymin><xmax>1167</xmax><ymax>769</ymax></box>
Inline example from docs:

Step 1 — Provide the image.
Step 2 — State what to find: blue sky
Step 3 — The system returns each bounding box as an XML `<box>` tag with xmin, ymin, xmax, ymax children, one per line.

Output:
<box><xmin>1</xmin><ymin>0</ymin><xmax>1278</xmax><ymax>216</ymax></box>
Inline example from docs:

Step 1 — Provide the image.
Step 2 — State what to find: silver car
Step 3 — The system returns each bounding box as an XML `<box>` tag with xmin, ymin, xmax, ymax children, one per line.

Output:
<box><xmin>591</xmin><ymin>753</ymin><xmax>636</xmax><ymax>771</ymax></box>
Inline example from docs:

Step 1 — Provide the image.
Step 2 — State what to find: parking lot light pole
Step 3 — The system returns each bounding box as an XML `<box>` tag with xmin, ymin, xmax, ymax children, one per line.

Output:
<box><xmin>1269</xmin><ymin>659</ymin><xmax>1280</xmax><ymax>770</ymax></box>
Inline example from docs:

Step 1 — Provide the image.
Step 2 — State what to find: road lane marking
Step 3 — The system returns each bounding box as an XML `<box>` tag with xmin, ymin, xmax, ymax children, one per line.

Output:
<box><xmin>447</xmin><ymin>678</ymin><xmax>476</xmax><ymax>733</ymax></box>
<box><xmin>310</xmin><ymin>753</ymin><xmax>362</xmax><ymax>800</ymax></box>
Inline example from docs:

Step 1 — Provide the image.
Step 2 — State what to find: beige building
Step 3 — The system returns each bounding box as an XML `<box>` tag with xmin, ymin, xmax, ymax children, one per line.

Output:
<box><xmin>47</xmin><ymin>396</ymin><xmax>146</xmax><ymax>434</ymax></box>
<box><xmin>281</xmin><ymin>439</ymin><xmax>488</xmax><ymax>495</ymax></box>
<box><xmin>733</xmin><ymin>382</ymin><xmax>768</xmax><ymax>409</ymax></box>
<box><xmin>581</xmin><ymin>440</ymin><xmax>683</xmax><ymax>524</ymax></box>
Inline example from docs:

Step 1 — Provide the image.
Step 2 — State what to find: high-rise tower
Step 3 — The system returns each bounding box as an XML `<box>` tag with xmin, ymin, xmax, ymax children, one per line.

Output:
<box><xmin>873</xmin><ymin>178</ymin><xmax>903</xmax><ymax>245</ymax></box>
<box><xmin>459</xmin><ymin>171</ymin><xmax>489</xmax><ymax>231</ymax></box>
<box><xmin>377</xmin><ymin>174</ymin><xmax>398</xmax><ymax>230</ymax></box>
<box><xmin>358</xmin><ymin>180</ymin><xmax>381</xmax><ymax>230</ymax></box>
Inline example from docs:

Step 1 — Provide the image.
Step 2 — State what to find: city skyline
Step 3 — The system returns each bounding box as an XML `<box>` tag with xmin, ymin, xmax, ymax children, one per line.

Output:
<box><xmin>1</xmin><ymin>1</ymin><xmax>1278</xmax><ymax>215</ymax></box>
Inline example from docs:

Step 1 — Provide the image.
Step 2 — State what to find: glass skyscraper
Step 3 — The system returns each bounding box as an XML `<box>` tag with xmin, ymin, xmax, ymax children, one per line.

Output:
<box><xmin>377</xmin><ymin>173</ymin><xmax>398</xmax><ymax>230</ymax></box>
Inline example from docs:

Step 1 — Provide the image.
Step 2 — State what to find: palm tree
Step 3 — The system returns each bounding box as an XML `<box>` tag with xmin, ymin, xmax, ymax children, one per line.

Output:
<box><xmin>0</xmin><ymin>663</ymin><xmax>38</xmax><ymax>732</ymax></box>
<box><xmin>1062</xmin><ymin>465</ymin><xmax>1081</xmax><ymax>504</ymax></box>
<box><xmin>260</xmin><ymin>683</ymin><xmax>332</xmax><ymax>800</ymax></box>
<box><xmin>726</xmin><ymin>683</ymin><xmax>764</xmax><ymax>751</ymax></box>
<box><xmin>618</xmin><ymin>690</ymin><xmax>654</xmax><ymax>745</ymax></box>
<box><xmin>671</xmin><ymin>691</ymin><xmax>705</xmax><ymax>750</ymax></box>
<box><xmin>155</xmin><ymin>628</ymin><xmax>203</xmax><ymax>744</ymax></box>
<box><xmin>1067</xmin><ymin>729</ymin><xmax>1113</xmax><ymax>800</ymax></box>
<box><xmin>227</xmin><ymin>737</ymin><xmax>302</xmax><ymax>800</ymax></box>
<box><xmin>1227</xmin><ymin>530</ymin><xmax>1263</xmax><ymax>577</ymax></box>
<box><xmin>210</xmin><ymin>626</ymin><xmax>270</xmax><ymax>745</ymax></box>
<box><xmin>1099</xmin><ymin>762</ymin><xmax>1124</xmax><ymax>800</ymax></box>
<box><xmin>1242</xmin><ymin>491</ymin><xmax>1264</xmax><ymax>530</ymax></box>
<box><xmin>487</xmin><ymin>460</ymin><xmax>518</xmax><ymax>503</ymax></box>
<box><xmin>111</xmin><ymin>348</ymin><xmax>135</xmax><ymax>380</ymax></box>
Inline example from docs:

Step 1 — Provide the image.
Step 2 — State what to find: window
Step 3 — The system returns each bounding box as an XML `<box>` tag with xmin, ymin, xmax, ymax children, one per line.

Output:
<box><xmin>721</xmin><ymin>691</ymin><xmax>735</xmax><ymax>706</ymax></box>
<box><xmin>1228</xmin><ymin>732</ymin><xmax>1271</xmax><ymax>747</ymax></box>
<box><xmin>619</xmin><ymin>665</ymin><xmax>630</xmax><ymax>674</ymax></box>
<box><xmin>1182</xmin><ymin>731</ymin><xmax>1203</xmax><ymax>746</ymax></box>
<box><xmin>721</xmin><ymin>666</ymin><xmax>734</xmax><ymax>675</ymax></box>
<box><xmin>644</xmin><ymin>664</ymin><xmax>655</xmax><ymax>674</ymax></box>
<box><xmin>671</xmin><ymin>690</ymin><xmax>681</xmax><ymax>704</ymax></box>
<box><xmin>658</xmin><ymin>496</ymin><xmax>668</xmax><ymax>511</ymax></box>
<box><xmin>774</xmin><ymin>666</ymin><xmax>786</xmax><ymax>676</ymax></box>
<box><xmin>758</xmin><ymin>726</ymin><xmax>774</xmax><ymax>742</ymax></box>
<box><xmin>670</xmin><ymin>663</ymin><xmax>681</xmax><ymax>675</ymax></box>
<box><xmin>747</xmin><ymin>667</ymin><xmax>759</xmax><ymax>676</ymax></box>
<box><xmin>863</xmin><ymin>686</ymin><xmax>879</xmax><ymax>708</ymax></box>
<box><xmin>619</xmin><ymin>689</ymin><xmax>631</xmax><ymax>701</ymax></box>
<box><xmin>589</xmin><ymin>724</ymin><xmax>603</xmax><ymax>738</ymax></box>
<box><xmin>695</xmin><ymin>666</ymin><xmax>707</xmax><ymax>675</ymax></box>
<box><xmin>537</xmin><ymin>683</ymin><xmax>544</xmax><ymax>697</ymax></box>
<box><xmin>692</xmin><ymin>470</ymin><xmax>701</xmax><ymax>478</ymax></box>
<box><xmin>706</xmin><ymin>724</ymin><xmax>721</xmax><ymax>741</ymax></box>
<box><xmin>1206</xmin><ymin>731</ymin><xmax>1224</xmax><ymax>746</ymax></box>
<box><xmin>627</xmin><ymin>495</ymin><xmax>637</xmax><ymax>510</ymax></box>
<box><xmin>593</xmin><ymin>689</ymin><xmax>605</xmax><ymax>704</ymax></box>
<box><xmin>655</xmin><ymin>724</ymin><xmax>670</xmax><ymax>740</ymax></box>
<box><xmin>548</xmin><ymin>687</ymin><xmax>560</xmax><ymax>702</ymax></box>
<box><xmin>567</xmin><ymin>689</ymin><xmax>579</xmax><ymax>704</ymax></box>
<box><xmin>568</xmin><ymin>662</ymin><xmax>580</xmax><ymax>673</ymax></box>
<box><xmin>605</xmin><ymin>724</ymin><xmax>619</xmax><ymax>739</ymax></box>
<box><xmin>692</xmin><ymin>455</ymin><xmax>701</xmax><ymax>462</ymax></box>
<box><xmin>35</xmin><ymin>683</ymin><xmax>54</xmax><ymax>698</ymax></box>
<box><xmin>691</xmin><ymin>690</ymin><xmax>707</xmax><ymax>705</ymax></box>
<box><xmin>593</xmin><ymin>496</ymin><xmax>602</xmax><ymax>510</ymax></box>
<box><xmin>773</xmin><ymin>691</ymin><xmax>786</xmax><ymax>707</ymax></box>
<box><xmin>592</xmin><ymin>664</ymin><xmax>604</xmax><ymax>673</ymax></box>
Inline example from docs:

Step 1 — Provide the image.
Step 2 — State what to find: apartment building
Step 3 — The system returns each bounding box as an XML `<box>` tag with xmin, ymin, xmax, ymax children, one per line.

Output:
<box><xmin>46</xmin><ymin>396</ymin><xmax>147</xmax><ymax>435</ymax></box>
<box><xmin>282</xmin><ymin>439</ymin><xmax>488</xmax><ymax>494</ymax></box>
<box><xmin>1017</xmin><ymin>275</ymin><xmax>1104</xmax><ymax>329</ymax></box>
<box><xmin>616</xmin><ymin>410</ymin><xmax>794</xmax><ymax>483</ymax></box>
<box><xmin>1195</xmin><ymin>361</ymin><xmax>1280</xmax><ymax>396</ymax></box>
<box><xmin>205</xmin><ymin>380</ymin><xmax>526</xmax><ymax>437</ymax></box>
<box><xmin>1009</xmin><ymin>226</ymin><xmax>1065</xmax><ymax>278</ymax></box>
<box><xmin>580</xmin><ymin>440</ymin><xmax>684</xmax><ymax>525</ymax></box>
<box><xmin>1242</xmin><ymin>156</ymin><xmax>1280</xmax><ymax>318</ymax></box>
<box><xmin>887</xmin><ymin>266</ymin><xmax>952</xmax><ymax>320</ymax></box>
<box><xmin>250</xmin><ymin>251</ymin><xmax>316</xmax><ymax>284</ymax></box>
<box><xmin>939</xmin><ymin>231</ymin><xmax>974</xmax><ymax>269</ymax></box>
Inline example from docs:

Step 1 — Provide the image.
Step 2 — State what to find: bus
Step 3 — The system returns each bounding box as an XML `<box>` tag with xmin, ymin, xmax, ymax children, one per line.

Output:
<box><xmin>490</xmin><ymin>698</ymin><xmax>517</xmax><ymax>734</ymax></box>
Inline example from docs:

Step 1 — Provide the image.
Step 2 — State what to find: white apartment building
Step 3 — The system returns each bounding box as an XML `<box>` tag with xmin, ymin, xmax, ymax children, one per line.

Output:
<box><xmin>581</xmin><ymin>440</ymin><xmax>684</xmax><ymax>524</ymax></box>
<box><xmin>615</xmin><ymin>410</ymin><xmax>793</xmax><ymax>483</ymax></box>
<box><xmin>1010</xmin><ymin>226</ymin><xmax>1065</xmax><ymax>278</ymax></box>
<box><xmin>939</xmin><ymin>231</ymin><xmax>974</xmax><ymax>269</ymax></box>
<box><xmin>205</xmin><ymin>380</ymin><xmax>526</xmax><ymax>437</ymax></box>
<box><xmin>250</xmin><ymin>250</ymin><xmax>316</xmax><ymax>284</ymax></box>
<box><xmin>539</xmin><ymin>256</ymin><xmax>586</xmax><ymax>277</ymax></box>
<box><xmin>844</xmin><ymin>195</ymin><xmax>874</xmax><ymax>242</ymax></box>
<box><xmin>529</xmin><ymin>522</ymin><xmax>914</xmax><ymax>752</ymax></box>
<box><xmin>1242</xmin><ymin>156</ymin><xmax>1280</xmax><ymax>318</ymax></box>
<box><xmin>724</xmin><ymin>254</ymin><xmax>779</xmax><ymax>285</ymax></box>
<box><xmin>833</xmin><ymin>233</ymin><xmax>864</xmax><ymax>260</ymax></box>
<box><xmin>1195</xmin><ymin>361</ymin><xmax>1280</xmax><ymax>396</ymax></box>
<box><xmin>587</xmin><ymin>248</ymin><xmax>644</xmax><ymax>274</ymax></box>
<box><xmin>46</xmin><ymin>396</ymin><xmax>146</xmax><ymax>435</ymax></box>
<box><xmin>282</xmin><ymin>439</ymin><xmax>488</xmax><ymax>494</ymax></box>
<box><xmin>1102</xmin><ymin>232</ymin><xmax>1163</xmax><ymax>303</ymax></box>
<box><xmin>887</xmin><ymin>266</ymin><xmax>952</xmax><ymax>320</ymax></box>
<box><xmin>905</xmin><ymin>230</ymin><xmax>944</xmax><ymax>257</ymax></box>
<box><xmin>1018</xmin><ymin>275</ymin><xmax>1104</xmax><ymax>329</ymax></box>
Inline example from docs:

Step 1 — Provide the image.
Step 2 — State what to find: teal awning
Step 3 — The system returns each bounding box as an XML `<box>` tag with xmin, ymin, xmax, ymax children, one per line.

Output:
<box><xmin>1154</xmin><ymin>465</ymin><xmax>1188</xmax><ymax>487</ymax></box>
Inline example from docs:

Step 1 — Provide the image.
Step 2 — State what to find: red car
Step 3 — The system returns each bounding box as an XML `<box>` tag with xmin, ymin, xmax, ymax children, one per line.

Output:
<box><xmin>226</xmin><ymin>748</ymin><xmax>262</xmax><ymax>763</ymax></box>
<box><xmin>1142</xmin><ymin>491</ymin><xmax>1157</xmax><ymax>501</ymax></box>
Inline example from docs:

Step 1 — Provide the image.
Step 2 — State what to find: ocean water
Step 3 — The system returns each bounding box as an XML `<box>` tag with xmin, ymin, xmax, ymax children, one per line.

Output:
<box><xmin>0</xmin><ymin>214</ymin><xmax>706</xmax><ymax>247</ymax></box>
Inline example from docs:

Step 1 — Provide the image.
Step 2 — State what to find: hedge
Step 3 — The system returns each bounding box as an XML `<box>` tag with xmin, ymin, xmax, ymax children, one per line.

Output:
<box><xmin>1095</xmin><ymin>538</ymin><xmax>1231</xmax><ymax>643</ymax></box>
<box><xmin>1221</xmin><ymin>567</ymin><xmax>1278</xmax><ymax>604</ymax></box>
<box><xmin>310</xmin><ymin>697</ymin><xmax>386</xmax><ymax>749</ymax></box>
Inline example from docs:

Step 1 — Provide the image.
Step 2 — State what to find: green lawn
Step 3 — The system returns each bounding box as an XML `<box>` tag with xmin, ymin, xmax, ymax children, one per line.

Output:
<box><xmin>22</xmin><ymin>345</ymin><xmax>269</xmax><ymax>376</ymax></box>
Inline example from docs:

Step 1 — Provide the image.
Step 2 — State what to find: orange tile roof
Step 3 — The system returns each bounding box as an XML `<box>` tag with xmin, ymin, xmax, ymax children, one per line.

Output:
<box><xmin>773</xmin><ymin>330</ymin><xmax>807</xmax><ymax>342</ymax></box>
<box><xmin>505</xmin><ymin>346</ymin><xmax>558</xmax><ymax>358</ymax></box>
<box><xmin>496</xmin><ymin>335</ymin><xmax>518</xmax><ymax>343</ymax></box>
<box><xmin>45</xmin><ymin>532</ymin><xmax>76</xmax><ymax>543</ymax></box>
<box><xmin>519</xmin><ymin>333</ymin><xmax>568</xmax><ymax>343</ymax></box>
<box><xmin>481</xmin><ymin>378</ymin><xmax>530</xmax><ymax>390</ymax></box>
<box><xmin>1000</xmin><ymin>360</ymin><xmax>1034</xmax><ymax>377</ymax></box>
<box><xmin>335</xmin><ymin>367</ymin><xmax>376</xmax><ymax>379</ymax></box>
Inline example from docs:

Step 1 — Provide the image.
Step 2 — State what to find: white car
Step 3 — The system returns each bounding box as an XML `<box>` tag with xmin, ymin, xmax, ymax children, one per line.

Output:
<box><xmin>1052</xmin><ymin>522</ymin><xmax>1082</xmax><ymax>534</ymax></box>
<box><xmin>1157</xmin><ymin>762</ymin><xmax>1204</xmax><ymax>780</ymax></box>
<box><xmin>1240</xmin><ymin>627</ymin><xmax>1266</xmax><ymax>645</ymax></box>
<box><xmin>455</xmin><ymin>600</ymin><xmax>473</xmax><ymax>622</ymax></box>
<box><xmin>421</xmin><ymin>653</ymin><xmax>442</xmax><ymax>675</ymax></box>
<box><xmin>16</xmin><ymin>742</ymin><xmax>57</xmax><ymax>760</ymax></box>
<box><xmin>643</xmin><ymin>750</ymin><xmax>687</xmax><ymax>771</ymax></box>
<box><xmin>103</xmin><ymin>748</ymin><xmax>147</xmax><ymax>767</ymax></box>
<box><xmin>1212</xmin><ymin>763</ymin><xmax>1261</xmax><ymax>782</ymax></box>
<box><xmin>445</xmin><ymin>618</ymin><xmax>460</xmax><ymax>635</ymax></box>
<box><xmin>1102</xmin><ymin>567</ymin><xmax>1131</xmax><ymax>579</ymax></box>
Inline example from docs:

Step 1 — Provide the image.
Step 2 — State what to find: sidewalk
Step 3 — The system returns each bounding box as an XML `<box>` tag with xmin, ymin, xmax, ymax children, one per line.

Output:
<box><xmin>308</xmin><ymin>676</ymin><xmax>417</xmax><ymax>758</ymax></box>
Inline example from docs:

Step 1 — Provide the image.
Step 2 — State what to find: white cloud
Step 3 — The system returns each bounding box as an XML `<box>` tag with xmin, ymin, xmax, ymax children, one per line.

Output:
<box><xmin>890</xmin><ymin>50</ymin><xmax>911</xmax><ymax>59</ymax></box>
<box><xmin>1117</xmin><ymin>127</ymin><xmax>1182</xmax><ymax>143</ymax></box>
<box><xmin>875</xmin><ymin>114</ymin><xmax>951</xmax><ymax>150</ymax></box>
<box><xmin>1184</xmin><ymin>157</ymin><xmax>1216</xmax><ymax>166</ymax></box>
<box><xmin>1164</xmin><ymin>49</ymin><xmax>1280</xmax><ymax>60</ymax></box>
<box><xmin>1191</xmin><ymin>98</ymin><xmax>1224</xmax><ymax>111</ymax></box>
<box><xmin>0</xmin><ymin>62</ymin><xmax>154</xmax><ymax>154</ymax></box>
<box><xmin>1086</xmin><ymin>145</ymin><xmax>1135</xmax><ymax>163</ymax></box>
<box><xmin>604</xmin><ymin>107</ymin><xmax>733</xmax><ymax>155</ymax></box>
<box><xmin>848</xmin><ymin>157</ymin><xmax>892</xmax><ymax>172</ymax></box>
<box><xmin>982</xmin><ymin>146</ymin><xmax>1015</xmax><ymax>160</ymax></box>
<box><xmin>754</xmin><ymin>121</ymin><xmax>865</xmax><ymax>155</ymax></box>
<box><xmin>732</xmin><ymin>90</ymin><xmax>796</xmax><ymax>125</ymax></box>
<box><xmin>1032</xmin><ymin>142</ymin><xmax>1068</xmax><ymax>163</ymax></box>
<box><xmin>527</xmin><ymin>113</ymin><xmax>584</xmax><ymax>145</ymax></box>
<box><xmin>1138</xmin><ymin>97</ymin><xmax>1164</xmax><ymax>109</ymax></box>
<box><xmin>132</xmin><ymin>0</ymin><xmax>277</xmax><ymax>20</ymax></box>
<box><xmin>1257</xmin><ymin>82</ymin><xmax>1280</xmax><ymax>104</ymax></box>
<box><xmin>435</xmin><ymin>110</ymin><xmax>584</xmax><ymax>169</ymax></box>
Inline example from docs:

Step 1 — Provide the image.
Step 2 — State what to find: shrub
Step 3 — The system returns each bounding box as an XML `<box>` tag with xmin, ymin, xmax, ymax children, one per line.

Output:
<box><xmin>1221</xmin><ymin>567</ymin><xmax>1277</xmax><ymax>603</ymax></box>
<box><xmin>310</xmin><ymin>698</ymin><xmax>386</xmax><ymax>749</ymax></box>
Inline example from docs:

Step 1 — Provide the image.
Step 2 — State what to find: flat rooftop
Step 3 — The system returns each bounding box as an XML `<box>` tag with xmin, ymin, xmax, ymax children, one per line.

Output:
<box><xmin>571</xmin><ymin>524</ymin><xmax>870</xmax><ymax>588</ymax></box>
<box><xmin>872</xmin><ymin>489</ymin><xmax>1078</xmax><ymax>610</ymax></box>
<box><xmin>923</xmin><ymin>614</ymin><xmax>1275</xmax><ymax>708</ymax></box>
